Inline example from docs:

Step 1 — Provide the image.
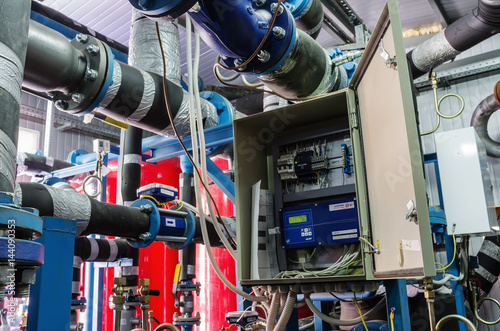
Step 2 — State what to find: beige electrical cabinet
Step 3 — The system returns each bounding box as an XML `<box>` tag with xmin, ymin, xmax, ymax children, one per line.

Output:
<box><xmin>234</xmin><ymin>0</ymin><xmax>435</xmax><ymax>286</ymax></box>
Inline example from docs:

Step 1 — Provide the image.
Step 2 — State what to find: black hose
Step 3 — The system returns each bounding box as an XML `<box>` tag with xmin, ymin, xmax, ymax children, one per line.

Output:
<box><xmin>0</xmin><ymin>0</ymin><xmax>31</xmax><ymax>193</ymax></box>
<box><xmin>74</xmin><ymin>237</ymin><xmax>133</xmax><ymax>262</ymax></box>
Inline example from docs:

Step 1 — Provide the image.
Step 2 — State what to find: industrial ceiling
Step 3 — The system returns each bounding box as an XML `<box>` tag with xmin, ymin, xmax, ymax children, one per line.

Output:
<box><xmin>34</xmin><ymin>0</ymin><xmax>477</xmax><ymax>86</ymax></box>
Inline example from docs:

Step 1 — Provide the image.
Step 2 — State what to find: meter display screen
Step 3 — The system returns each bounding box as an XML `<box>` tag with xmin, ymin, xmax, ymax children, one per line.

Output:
<box><xmin>289</xmin><ymin>214</ymin><xmax>307</xmax><ymax>224</ymax></box>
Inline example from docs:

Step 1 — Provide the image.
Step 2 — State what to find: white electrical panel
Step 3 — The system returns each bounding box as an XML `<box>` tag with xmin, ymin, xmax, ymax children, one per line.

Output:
<box><xmin>435</xmin><ymin>127</ymin><xmax>499</xmax><ymax>236</ymax></box>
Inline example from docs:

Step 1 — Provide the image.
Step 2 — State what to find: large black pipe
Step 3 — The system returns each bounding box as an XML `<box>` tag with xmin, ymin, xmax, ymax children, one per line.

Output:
<box><xmin>179</xmin><ymin>173</ymin><xmax>196</xmax><ymax>281</ymax></box>
<box><xmin>17</xmin><ymin>152</ymin><xmax>75</xmax><ymax>175</ymax></box>
<box><xmin>17</xmin><ymin>182</ymin><xmax>150</xmax><ymax>239</ymax></box>
<box><xmin>0</xmin><ymin>0</ymin><xmax>31</xmax><ymax>193</ymax></box>
<box><xmin>259</xmin><ymin>29</ymin><xmax>344</xmax><ymax>99</ymax></box>
<box><xmin>407</xmin><ymin>0</ymin><xmax>500</xmax><ymax>79</ymax></box>
<box><xmin>24</xmin><ymin>21</ymin><xmax>86</xmax><ymax>94</ymax></box>
<box><xmin>477</xmin><ymin>235</ymin><xmax>500</xmax><ymax>295</ymax></box>
<box><xmin>295</xmin><ymin>0</ymin><xmax>324</xmax><ymax>40</ymax></box>
<box><xmin>122</xmin><ymin>127</ymin><xmax>143</xmax><ymax>203</ymax></box>
<box><xmin>31</xmin><ymin>1</ymin><xmax>129</xmax><ymax>56</ymax></box>
<box><xmin>74</xmin><ymin>237</ymin><xmax>134</xmax><ymax>262</ymax></box>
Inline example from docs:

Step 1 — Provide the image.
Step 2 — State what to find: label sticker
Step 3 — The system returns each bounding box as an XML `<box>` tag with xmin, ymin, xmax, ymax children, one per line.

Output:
<box><xmin>401</xmin><ymin>240</ymin><xmax>421</xmax><ymax>252</ymax></box>
<box><xmin>332</xmin><ymin>234</ymin><xmax>358</xmax><ymax>241</ymax></box>
<box><xmin>165</xmin><ymin>218</ymin><xmax>176</xmax><ymax>227</ymax></box>
<box><xmin>329</xmin><ymin>201</ymin><xmax>355</xmax><ymax>212</ymax></box>
<box><xmin>161</xmin><ymin>188</ymin><xmax>175</xmax><ymax>197</ymax></box>
<box><xmin>332</xmin><ymin>229</ymin><xmax>357</xmax><ymax>236</ymax></box>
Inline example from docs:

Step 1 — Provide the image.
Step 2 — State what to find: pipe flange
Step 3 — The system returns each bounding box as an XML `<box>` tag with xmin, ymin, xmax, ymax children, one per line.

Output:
<box><xmin>0</xmin><ymin>204</ymin><xmax>43</xmax><ymax>239</ymax></box>
<box><xmin>164</xmin><ymin>209</ymin><xmax>195</xmax><ymax>250</ymax></box>
<box><xmin>52</xmin><ymin>35</ymin><xmax>114</xmax><ymax>116</ymax></box>
<box><xmin>218</xmin><ymin>1</ymin><xmax>297</xmax><ymax>76</ymax></box>
<box><xmin>127</xmin><ymin>199</ymin><xmax>161</xmax><ymax>248</ymax></box>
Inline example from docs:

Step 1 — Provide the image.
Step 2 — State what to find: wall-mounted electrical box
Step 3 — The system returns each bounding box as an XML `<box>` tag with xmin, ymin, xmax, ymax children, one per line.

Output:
<box><xmin>234</xmin><ymin>0</ymin><xmax>435</xmax><ymax>286</ymax></box>
<box><xmin>436</xmin><ymin>127</ymin><xmax>499</xmax><ymax>236</ymax></box>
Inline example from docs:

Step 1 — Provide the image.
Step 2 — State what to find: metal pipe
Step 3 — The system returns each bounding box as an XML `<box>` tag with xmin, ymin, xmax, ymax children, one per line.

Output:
<box><xmin>259</xmin><ymin>29</ymin><xmax>347</xmax><ymax>99</ymax></box>
<box><xmin>115</xmin><ymin>310</ymin><xmax>122</xmax><ymax>331</ymax></box>
<box><xmin>15</xmin><ymin>182</ymin><xmax>151</xmax><ymax>239</ymax></box>
<box><xmin>24</xmin><ymin>20</ymin><xmax>87</xmax><ymax>93</ymax></box>
<box><xmin>294</xmin><ymin>0</ymin><xmax>324</xmax><ymax>39</ymax></box>
<box><xmin>407</xmin><ymin>0</ymin><xmax>500</xmax><ymax>78</ymax></box>
<box><xmin>435</xmin><ymin>315</ymin><xmax>477</xmax><ymax>331</ymax></box>
<box><xmin>476</xmin><ymin>235</ymin><xmax>500</xmax><ymax>294</ymax></box>
<box><xmin>0</xmin><ymin>0</ymin><xmax>31</xmax><ymax>193</ymax></box>
<box><xmin>23</xmin><ymin>20</ymin><xmax>218</xmax><ymax>137</ymax></box>
<box><xmin>470</xmin><ymin>86</ymin><xmax>500</xmax><ymax>157</ymax></box>
<box><xmin>17</xmin><ymin>152</ymin><xmax>75</xmax><ymax>176</ymax></box>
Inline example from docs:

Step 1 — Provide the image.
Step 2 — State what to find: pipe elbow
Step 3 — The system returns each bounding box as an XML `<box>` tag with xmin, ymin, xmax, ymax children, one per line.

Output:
<box><xmin>470</xmin><ymin>93</ymin><xmax>500</xmax><ymax>158</ymax></box>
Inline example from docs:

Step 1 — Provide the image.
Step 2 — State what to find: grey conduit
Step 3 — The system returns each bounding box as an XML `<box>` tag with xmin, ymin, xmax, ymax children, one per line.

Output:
<box><xmin>266</xmin><ymin>292</ymin><xmax>281</xmax><ymax>331</ymax></box>
<box><xmin>274</xmin><ymin>292</ymin><xmax>297</xmax><ymax>331</ymax></box>
<box><xmin>407</xmin><ymin>0</ymin><xmax>500</xmax><ymax>78</ymax></box>
<box><xmin>470</xmin><ymin>84</ymin><xmax>500</xmax><ymax>157</ymax></box>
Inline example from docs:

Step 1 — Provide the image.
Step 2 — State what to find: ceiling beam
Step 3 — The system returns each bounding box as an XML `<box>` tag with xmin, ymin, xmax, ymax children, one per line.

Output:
<box><xmin>321</xmin><ymin>0</ymin><xmax>356</xmax><ymax>36</ymax></box>
<box><xmin>426</xmin><ymin>0</ymin><xmax>450</xmax><ymax>27</ymax></box>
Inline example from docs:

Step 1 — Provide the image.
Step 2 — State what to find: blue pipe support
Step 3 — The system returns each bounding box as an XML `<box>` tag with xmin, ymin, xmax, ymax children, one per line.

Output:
<box><xmin>384</xmin><ymin>279</ymin><xmax>411</xmax><ymax>331</ymax></box>
<box><xmin>206</xmin><ymin>157</ymin><xmax>235</xmax><ymax>203</ymax></box>
<box><xmin>30</xmin><ymin>11</ymin><xmax>128</xmax><ymax>63</ymax></box>
<box><xmin>200</xmin><ymin>91</ymin><xmax>234</xmax><ymax>156</ymax></box>
<box><xmin>27</xmin><ymin>217</ymin><xmax>77</xmax><ymax>331</ymax></box>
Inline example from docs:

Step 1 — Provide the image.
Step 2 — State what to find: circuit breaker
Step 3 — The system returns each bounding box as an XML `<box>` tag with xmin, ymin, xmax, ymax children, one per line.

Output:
<box><xmin>234</xmin><ymin>2</ymin><xmax>435</xmax><ymax>286</ymax></box>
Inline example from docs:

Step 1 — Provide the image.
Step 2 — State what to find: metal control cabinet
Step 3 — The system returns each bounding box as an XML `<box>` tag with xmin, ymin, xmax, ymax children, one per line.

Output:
<box><xmin>234</xmin><ymin>0</ymin><xmax>435</xmax><ymax>286</ymax></box>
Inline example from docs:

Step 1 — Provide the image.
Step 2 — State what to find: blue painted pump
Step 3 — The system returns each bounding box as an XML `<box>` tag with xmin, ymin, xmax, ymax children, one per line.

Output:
<box><xmin>129</xmin><ymin>0</ymin><xmax>198</xmax><ymax>19</ymax></box>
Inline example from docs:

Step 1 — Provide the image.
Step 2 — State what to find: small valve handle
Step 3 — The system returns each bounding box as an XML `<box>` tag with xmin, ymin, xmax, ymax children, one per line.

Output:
<box><xmin>172</xmin><ymin>264</ymin><xmax>182</xmax><ymax>308</ymax></box>
<box><xmin>149</xmin><ymin>290</ymin><xmax>160</xmax><ymax>296</ymax></box>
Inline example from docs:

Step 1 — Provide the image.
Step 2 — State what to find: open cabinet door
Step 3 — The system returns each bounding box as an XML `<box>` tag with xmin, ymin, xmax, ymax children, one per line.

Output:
<box><xmin>349</xmin><ymin>0</ymin><xmax>435</xmax><ymax>278</ymax></box>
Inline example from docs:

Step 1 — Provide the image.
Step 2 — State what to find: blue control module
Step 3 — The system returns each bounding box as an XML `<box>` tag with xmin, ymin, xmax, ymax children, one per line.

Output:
<box><xmin>280</xmin><ymin>197</ymin><xmax>359</xmax><ymax>249</ymax></box>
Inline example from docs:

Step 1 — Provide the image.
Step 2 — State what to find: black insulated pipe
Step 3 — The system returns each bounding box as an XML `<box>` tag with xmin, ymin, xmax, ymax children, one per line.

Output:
<box><xmin>17</xmin><ymin>182</ymin><xmax>151</xmax><ymax>239</ymax></box>
<box><xmin>295</xmin><ymin>0</ymin><xmax>324</xmax><ymax>40</ymax></box>
<box><xmin>31</xmin><ymin>1</ymin><xmax>129</xmax><ymax>56</ymax></box>
<box><xmin>179</xmin><ymin>173</ymin><xmax>196</xmax><ymax>281</ymax></box>
<box><xmin>407</xmin><ymin>0</ymin><xmax>500</xmax><ymax>79</ymax></box>
<box><xmin>0</xmin><ymin>0</ymin><xmax>31</xmax><ymax>193</ymax></box>
<box><xmin>122</xmin><ymin>127</ymin><xmax>143</xmax><ymax>204</ymax></box>
<box><xmin>74</xmin><ymin>237</ymin><xmax>133</xmax><ymax>262</ymax></box>
<box><xmin>477</xmin><ymin>235</ymin><xmax>500</xmax><ymax>295</ymax></box>
<box><xmin>470</xmin><ymin>91</ymin><xmax>500</xmax><ymax>158</ymax></box>
<box><xmin>24</xmin><ymin>21</ymin><xmax>87</xmax><ymax>94</ymax></box>
<box><xmin>17</xmin><ymin>152</ymin><xmax>75</xmax><ymax>175</ymax></box>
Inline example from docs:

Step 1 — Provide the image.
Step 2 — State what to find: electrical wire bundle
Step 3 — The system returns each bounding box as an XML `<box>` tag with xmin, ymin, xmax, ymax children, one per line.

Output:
<box><xmin>275</xmin><ymin>245</ymin><xmax>360</xmax><ymax>279</ymax></box>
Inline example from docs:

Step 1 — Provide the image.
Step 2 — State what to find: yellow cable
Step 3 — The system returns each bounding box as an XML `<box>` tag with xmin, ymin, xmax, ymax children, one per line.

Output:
<box><xmin>353</xmin><ymin>292</ymin><xmax>369</xmax><ymax>331</ymax></box>
<box><xmin>175</xmin><ymin>201</ymin><xmax>184</xmax><ymax>211</ymax></box>
<box><xmin>354</xmin><ymin>268</ymin><xmax>363</xmax><ymax>276</ymax></box>
<box><xmin>140</xmin><ymin>194</ymin><xmax>165</xmax><ymax>206</ymax></box>
<box><xmin>435</xmin><ymin>262</ymin><xmax>446</xmax><ymax>270</ymax></box>
<box><xmin>346</xmin><ymin>259</ymin><xmax>362</xmax><ymax>275</ymax></box>
<box><xmin>390</xmin><ymin>308</ymin><xmax>395</xmax><ymax>331</ymax></box>
<box><xmin>436</xmin><ymin>228</ymin><xmax>456</xmax><ymax>271</ymax></box>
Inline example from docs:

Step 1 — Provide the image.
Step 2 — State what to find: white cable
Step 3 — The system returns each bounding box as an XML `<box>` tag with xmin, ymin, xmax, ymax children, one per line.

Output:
<box><xmin>190</xmin><ymin>28</ymin><xmax>237</xmax><ymax>260</ymax></box>
<box><xmin>185</xmin><ymin>16</ymin><xmax>265</xmax><ymax>303</ymax></box>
